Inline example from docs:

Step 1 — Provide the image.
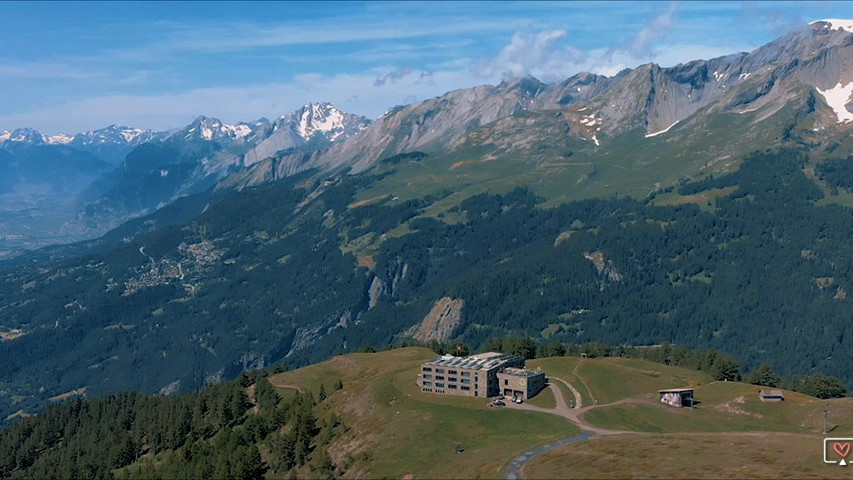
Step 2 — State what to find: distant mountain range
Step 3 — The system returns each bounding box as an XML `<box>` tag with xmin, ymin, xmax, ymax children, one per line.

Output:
<box><xmin>0</xmin><ymin>102</ymin><xmax>370</xmax><ymax>255</ymax></box>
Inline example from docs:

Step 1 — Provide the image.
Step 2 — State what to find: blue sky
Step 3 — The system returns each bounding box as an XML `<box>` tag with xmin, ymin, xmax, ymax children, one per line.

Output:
<box><xmin>2</xmin><ymin>1</ymin><xmax>853</xmax><ymax>134</ymax></box>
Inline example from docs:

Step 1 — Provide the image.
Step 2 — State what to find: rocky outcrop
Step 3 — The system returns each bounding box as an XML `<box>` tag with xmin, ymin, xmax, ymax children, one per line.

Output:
<box><xmin>407</xmin><ymin>297</ymin><xmax>464</xmax><ymax>344</ymax></box>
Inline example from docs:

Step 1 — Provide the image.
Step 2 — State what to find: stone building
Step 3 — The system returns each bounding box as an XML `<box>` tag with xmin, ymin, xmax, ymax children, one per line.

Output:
<box><xmin>496</xmin><ymin>367</ymin><xmax>546</xmax><ymax>401</ymax></box>
<box><xmin>417</xmin><ymin>352</ymin><xmax>525</xmax><ymax>397</ymax></box>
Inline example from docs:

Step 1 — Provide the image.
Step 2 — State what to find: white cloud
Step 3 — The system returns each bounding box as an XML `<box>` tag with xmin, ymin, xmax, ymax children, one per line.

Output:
<box><xmin>470</xmin><ymin>1</ymin><xmax>756</xmax><ymax>82</ymax></box>
<box><xmin>629</xmin><ymin>2</ymin><xmax>679</xmax><ymax>56</ymax></box>
<box><xmin>473</xmin><ymin>28</ymin><xmax>586</xmax><ymax>81</ymax></box>
<box><xmin>373</xmin><ymin>66</ymin><xmax>413</xmax><ymax>86</ymax></box>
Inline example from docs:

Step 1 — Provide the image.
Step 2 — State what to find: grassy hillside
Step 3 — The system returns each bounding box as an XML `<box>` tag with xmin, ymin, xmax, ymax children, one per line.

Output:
<box><xmin>3</xmin><ymin>347</ymin><xmax>850</xmax><ymax>479</ymax></box>
<box><xmin>268</xmin><ymin>347</ymin><xmax>578</xmax><ymax>479</ymax></box>
<box><xmin>270</xmin><ymin>348</ymin><xmax>850</xmax><ymax>478</ymax></box>
<box><xmin>524</xmin><ymin>432</ymin><xmax>847</xmax><ymax>479</ymax></box>
<box><xmin>520</xmin><ymin>355</ymin><xmax>853</xmax><ymax>479</ymax></box>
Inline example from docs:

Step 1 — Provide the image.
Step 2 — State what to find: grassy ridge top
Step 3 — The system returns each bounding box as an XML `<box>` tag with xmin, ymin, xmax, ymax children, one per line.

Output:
<box><xmin>267</xmin><ymin>347</ymin><xmax>851</xmax><ymax>478</ymax></box>
<box><xmin>269</xmin><ymin>347</ymin><xmax>578</xmax><ymax>478</ymax></box>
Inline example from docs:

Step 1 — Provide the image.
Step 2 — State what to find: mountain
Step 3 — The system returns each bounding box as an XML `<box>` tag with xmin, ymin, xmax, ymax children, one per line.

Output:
<box><xmin>68</xmin><ymin>125</ymin><xmax>173</xmax><ymax>165</ymax></box>
<box><xmin>0</xmin><ymin>104</ymin><xmax>368</xmax><ymax>256</ymax></box>
<box><xmin>72</xmin><ymin>104</ymin><xmax>370</xmax><ymax>237</ymax></box>
<box><xmin>1</xmin><ymin>125</ymin><xmax>170</xmax><ymax>165</ymax></box>
<box><xmin>0</xmin><ymin>128</ymin><xmax>49</xmax><ymax>145</ymax></box>
<box><xmin>5</xmin><ymin>20</ymin><xmax>853</xmax><ymax>422</ymax></box>
<box><xmin>218</xmin><ymin>102</ymin><xmax>371</xmax><ymax>188</ymax></box>
<box><xmin>220</xmin><ymin>20</ymin><xmax>853</xmax><ymax>197</ymax></box>
<box><xmin>243</xmin><ymin>102</ymin><xmax>371</xmax><ymax>167</ymax></box>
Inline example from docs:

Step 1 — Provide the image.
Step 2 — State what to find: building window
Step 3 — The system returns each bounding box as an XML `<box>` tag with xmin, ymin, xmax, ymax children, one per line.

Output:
<box><xmin>475</xmin><ymin>391</ymin><xmax>478</xmax><ymax>396</ymax></box>
<box><xmin>449</xmin><ymin>370</ymin><xmax>458</xmax><ymax>375</ymax></box>
<box><xmin>423</xmin><ymin>367</ymin><xmax>433</xmax><ymax>372</ymax></box>
<box><xmin>436</xmin><ymin>368</ymin><xmax>445</xmax><ymax>373</ymax></box>
<box><xmin>504</xmin><ymin>379</ymin><xmax>508</xmax><ymax>385</ymax></box>
<box><xmin>449</xmin><ymin>384</ymin><xmax>458</xmax><ymax>390</ymax></box>
<box><xmin>448</xmin><ymin>377</ymin><xmax>457</xmax><ymax>382</ymax></box>
<box><xmin>423</xmin><ymin>381</ymin><xmax>433</xmax><ymax>386</ymax></box>
<box><xmin>461</xmin><ymin>379</ymin><xmax>471</xmax><ymax>384</ymax></box>
<box><xmin>461</xmin><ymin>371</ymin><xmax>470</xmax><ymax>377</ymax></box>
<box><xmin>423</xmin><ymin>374</ymin><xmax>433</xmax><ymax>379</ymax></box>
<box><xmin>461</xmin><ymin>386</ymin><xmax>470</xmax><ymax>391</ymax></box>
<box><xmin>435</xmin><ymin>375</ymin><xmax>445</xmax><ymax>380</ymax></box>
<box><xmin>436</xmin><ymin>383</ymin><xmax>445</xmax><ymax>388</ymax></box>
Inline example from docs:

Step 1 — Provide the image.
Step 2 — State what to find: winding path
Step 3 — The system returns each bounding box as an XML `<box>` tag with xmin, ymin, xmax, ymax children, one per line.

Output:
<box><xmin>504</xmin><ymin>372</ymin><xmax>639</xmax><ymax>479</ymax></box>
<box><xmin>505</xmin><ymin>431</ymin><xmax>595</xmax><ymax>480</ymax></box>
<box><xmin>267</xmin><ymin>379</ymin><xmax>304</xmax><ymax>393</ymax></box>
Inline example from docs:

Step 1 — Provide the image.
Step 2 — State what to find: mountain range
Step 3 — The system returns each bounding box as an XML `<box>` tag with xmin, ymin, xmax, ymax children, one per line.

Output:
<box><xmin>4</xmin><ymin>20</ymin><xmax>853</xmax><ymax>420</ymax></box>
<box><xmin>0</xmin><ymin>102</ymin><xmax>370</xmax><ymax>256</ymax></box>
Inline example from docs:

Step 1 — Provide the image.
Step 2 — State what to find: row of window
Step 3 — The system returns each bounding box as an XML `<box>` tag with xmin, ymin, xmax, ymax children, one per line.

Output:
<box><xmin>421</xmin><ymin>367</ymin><xmax>474</xmax><ymax>377</ymax></box>
<box><xmin>422</xmin><ymin>388</ymin><xmax>446</xmax><ymax>394</ymax></box>
<box><xmin>422</xmin><ymin>384</ymin><xmax>471</xmax><ymax>392</ymax></box>
<box><xmin>424</xmin><ymin>375</ymin><xmax>473</xmax><ymax>384</ymax></box>
<box><xmin>423</xmin><ymin>381</ymin><xmax>473</xmax><ymax>390</ymax></box>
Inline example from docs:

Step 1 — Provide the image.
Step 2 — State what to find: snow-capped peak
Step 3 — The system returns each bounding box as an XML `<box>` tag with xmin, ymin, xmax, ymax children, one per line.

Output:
<box><xmin>47</xmin><ymin>133</ymin><xmax>74</xmax><ymax>145</ymax></box>
<box><xmin>7</xmin><ymin>128</ymin><xmax>47</xmax><ymax>145</ymax></box>
<box><xmin>294</xmin><ymin>102</ymin><xmax>363</xmax><ymax>141</ymax></box>
<box><xmin>0</xmin><ymin>131</ymin><xmax>10</xmax><ymax>143</ymax></box>
<box><xmin>812</xmin><ymin>19</ymin><xmax>853</xmax><ymax>33</ymax></box>
<box><xmin>181</xmin><ymin>116</ymin><xmax>255</xmax><ymax>142</ymax></box>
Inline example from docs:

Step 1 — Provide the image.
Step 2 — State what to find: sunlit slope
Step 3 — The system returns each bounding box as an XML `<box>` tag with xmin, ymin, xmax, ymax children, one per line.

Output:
<box><xmin>267</xmin><ymin>349</ymin><xmax>849</xmax><ymax>478</ymax></box>
<box><xmin>267</xmin><ymin>347</ymin><xmax>579</xmax><ymax>479</ymax></box>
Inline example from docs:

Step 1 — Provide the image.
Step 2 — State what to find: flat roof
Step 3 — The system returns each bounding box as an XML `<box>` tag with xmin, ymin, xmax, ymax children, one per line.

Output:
<box><xmin>423</xmin><ymin>352</ymin><xmax>521</xmax><ymax>371</ymax></box>
<box><xmin>658</xmin><ymin>388</ymin><xmax>694</xmax><ymax>394</ymax></box>
<box><xmin>499</xmin><ymin>367</ymin><xmax>544</xmax><ymax>378</ymax></box>
<box><xmin>760</xmin><ymin>389</ymin><xmax>784</xmax><ymax>397</ymax></box>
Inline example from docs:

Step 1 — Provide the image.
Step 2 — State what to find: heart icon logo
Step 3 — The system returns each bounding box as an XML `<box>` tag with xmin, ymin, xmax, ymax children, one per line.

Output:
<box><xmin>834</xmin><ymin>442</ymin><xmax>850</xmax><ymax>458</ymax></box>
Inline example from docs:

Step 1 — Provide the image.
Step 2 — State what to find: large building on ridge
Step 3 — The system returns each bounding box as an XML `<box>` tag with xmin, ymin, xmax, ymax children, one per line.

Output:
<box><xmin>418</xmin><ymin>352</ymin><xmax>543</xmax><ymax>398</ymax></box>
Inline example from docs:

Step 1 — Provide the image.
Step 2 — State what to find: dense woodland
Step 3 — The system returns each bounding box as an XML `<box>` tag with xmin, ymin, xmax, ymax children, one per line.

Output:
<box><xmin>0</xmin><ymin>369</ymin><xmax>346</xmax><ymax>479</ymax></box>
<box><xmin>3</xmin><ymin>148</ymin><xmax>853</xmax><ymax>421</ymax></box>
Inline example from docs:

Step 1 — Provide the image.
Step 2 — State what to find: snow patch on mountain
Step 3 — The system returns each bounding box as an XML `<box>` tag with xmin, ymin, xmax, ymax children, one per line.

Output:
<box><xmin>817</xmin><ymin>82</ymin><xmax>853</xmax><ymax>123</ymax></box>
<box><xmin>47</xmin><ymin>134</ymin><xmax>74</xmax><ymax>145</ymax></box>
<box><xmin>229</xmin><ymin>124</ymin><xmax>252</xmax><ymax>139</ymax></box>
<box><xmin>645</xmin><ymin>120</ymin><xmax>679</xmax><ymax>138</ymax></box>
<box><xmin>814</xmin><ymin>19</ymin><xmax>853</xmax><ymax>33</ymax></box>
<box><xmin>183</xmin><ymin>117</ymin><xmax>257</xmax><ymax>143</ymax></box>
<box><xmin>119</xmin><ymin>129</ymin><xmax>144</xmax><ymax>143</ymax></box>
<box><xmin>0</xmin><ymin>131</ymin><xmax>11</xmax><ymax>142</ymax></box>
